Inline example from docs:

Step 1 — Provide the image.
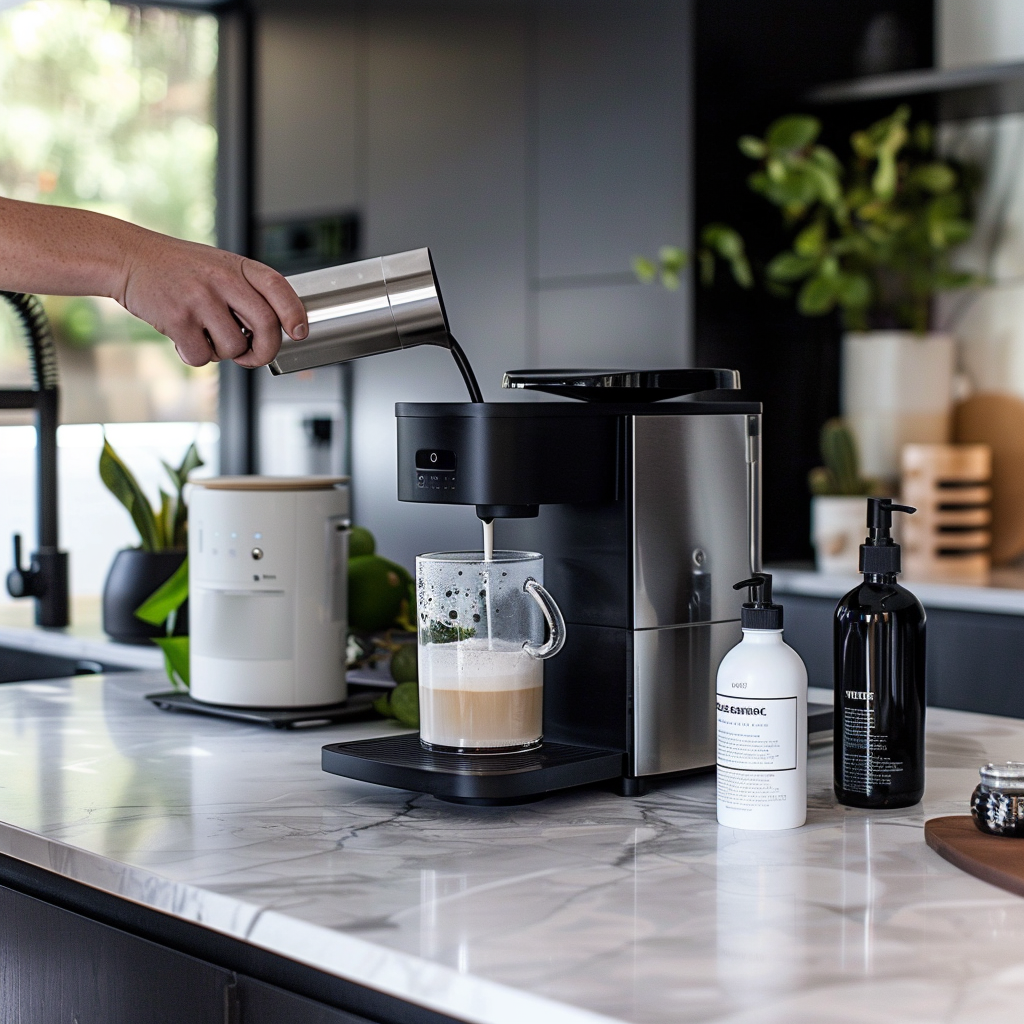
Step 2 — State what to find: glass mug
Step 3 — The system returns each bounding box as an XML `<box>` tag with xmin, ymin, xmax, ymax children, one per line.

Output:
<box><xmin>416</xmin><ymin>551</ymin><xmax>566</xmax><ymax>753</ymax></box>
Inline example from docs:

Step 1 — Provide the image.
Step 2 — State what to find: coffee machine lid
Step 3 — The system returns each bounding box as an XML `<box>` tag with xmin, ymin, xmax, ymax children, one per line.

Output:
<box><xmin>501</xmin><ymin>368</ymin><xmax>740</xmax><ymax>402</ymax></box>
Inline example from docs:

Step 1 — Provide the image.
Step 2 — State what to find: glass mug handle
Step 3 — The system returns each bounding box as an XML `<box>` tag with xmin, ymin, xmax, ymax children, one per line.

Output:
<box><xmin>523</xmin><ymin>578</ymin><xmax>566</xmax><ymax>659</ymax></box>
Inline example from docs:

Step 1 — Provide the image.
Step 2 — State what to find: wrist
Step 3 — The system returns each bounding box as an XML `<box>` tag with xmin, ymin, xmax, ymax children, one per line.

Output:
<box><xmin>107</xmin><ymin>218</ymin><xmax>149</xmax><ymax>307</ymax></box>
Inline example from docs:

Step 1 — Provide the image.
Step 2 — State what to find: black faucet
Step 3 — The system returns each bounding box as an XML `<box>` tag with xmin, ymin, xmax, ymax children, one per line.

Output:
<box><xmin>1</xmin><ymin>292</ymin><xmax>69</xmax><ymax>627</ymax></box>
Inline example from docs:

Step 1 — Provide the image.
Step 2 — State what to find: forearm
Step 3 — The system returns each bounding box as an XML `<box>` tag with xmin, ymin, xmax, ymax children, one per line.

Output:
<box><xmin>0</xmin><ymin>196</ymin><xmax>306</xmax><ymax>368</ymax></box>
<box><xmin>0</xmin><ymin>197</ymin><xmax>141</xmax><ymax>300</ymax></box>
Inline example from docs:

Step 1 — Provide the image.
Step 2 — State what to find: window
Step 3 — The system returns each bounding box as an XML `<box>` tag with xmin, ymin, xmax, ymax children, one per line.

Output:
<box><xmin>0</xmin><ymin>1</ymin><xmax>220</xmax><ymax>605</ymax></box>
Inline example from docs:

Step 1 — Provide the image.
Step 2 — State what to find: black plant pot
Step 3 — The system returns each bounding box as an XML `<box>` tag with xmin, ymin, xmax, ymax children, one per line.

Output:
<box><xmin>102</xmin><ymin>549</ymin><xmax>189</xmax><ymax>646</ymax></box>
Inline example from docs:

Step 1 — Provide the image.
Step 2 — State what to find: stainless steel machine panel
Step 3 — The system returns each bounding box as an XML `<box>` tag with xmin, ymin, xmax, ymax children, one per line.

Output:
<box><xmin>633</xmin><ymin>620</ymin><xmax>742</xmax><ymax>776</ymax></box>
<box><xmin>631</xmin><ymin>414</ymin><xmax>755</xmax><ymax>629</ymax></box>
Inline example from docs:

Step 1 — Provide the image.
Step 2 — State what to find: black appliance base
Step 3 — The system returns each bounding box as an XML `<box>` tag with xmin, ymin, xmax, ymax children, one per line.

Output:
<box><xmin>322</xmin><ymin>733</ymin><xmax>625</xmax><ymax>804</ymax></box>
<box><xmin>147</xmin><ymin>687</ymin><xmax>380</xmax><ymax>729</ymax></box>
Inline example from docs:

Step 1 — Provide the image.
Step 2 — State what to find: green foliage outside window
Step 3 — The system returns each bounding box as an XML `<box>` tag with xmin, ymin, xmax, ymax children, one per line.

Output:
<box><xmin>0</xmin><ymin>0</ymin><xmax>217</xmax><ymax>242</ymax></box>
<box><xmin>0</xmin><ymin>1</ymin><xmax>219</xmax><ymax>419</ymax></box>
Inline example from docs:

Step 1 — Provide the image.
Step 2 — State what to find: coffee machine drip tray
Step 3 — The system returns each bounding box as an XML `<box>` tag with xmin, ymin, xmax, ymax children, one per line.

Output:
<box><xmin>322</xmin><ymin>734</ymin><xmax>625</xmax><ymax>805</ymax></box>
<box><xmin>501</xmin><ymin>367</ymin><xmax>740</xmax><ymax>402</ymax></box>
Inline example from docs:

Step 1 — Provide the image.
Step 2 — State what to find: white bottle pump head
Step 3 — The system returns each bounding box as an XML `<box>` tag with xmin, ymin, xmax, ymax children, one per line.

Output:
<box><xmin>733</xmin><ymin>572</ymin><xmax>783</xmax><ymax>629</ymax></box>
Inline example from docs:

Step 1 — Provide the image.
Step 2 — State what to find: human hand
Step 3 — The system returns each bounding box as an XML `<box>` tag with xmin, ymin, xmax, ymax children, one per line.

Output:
<box><xmin>117</xmin><ymin>230</ymin><xmax>307</xmax><ymax>368</ymax></box>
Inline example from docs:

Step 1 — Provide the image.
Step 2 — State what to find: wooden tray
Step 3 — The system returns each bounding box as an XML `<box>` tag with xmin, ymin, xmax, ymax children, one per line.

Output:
<box><xmin>925</xmin><ymin>815</ymin><xmax>1024</xmax><ymax>896</ymax></box>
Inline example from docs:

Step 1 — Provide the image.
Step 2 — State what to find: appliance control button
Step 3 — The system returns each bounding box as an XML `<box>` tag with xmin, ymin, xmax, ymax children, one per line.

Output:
<box><xmin>251</xmin><ymin>547</ymin><xmax>264</xmax><ymax>560</ymax></box>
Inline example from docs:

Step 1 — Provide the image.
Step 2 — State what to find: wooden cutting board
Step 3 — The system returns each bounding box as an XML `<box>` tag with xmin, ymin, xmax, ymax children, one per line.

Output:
<box><xmin>925</xmin><ymin>815</ymin><xmax>1024</xmax><ymax>896</ymax></box>
<box><xmin>953</xmin><ymin>393</ymin><xmax>1024</xmax><ymax>564</ymax></box>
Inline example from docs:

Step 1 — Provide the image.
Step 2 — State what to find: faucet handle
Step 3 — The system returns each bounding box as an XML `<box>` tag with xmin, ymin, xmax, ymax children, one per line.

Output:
<box><xmin>7</xmin><ymin>533</ymin><xmax>41</xmax><ymax>599</ymax></box>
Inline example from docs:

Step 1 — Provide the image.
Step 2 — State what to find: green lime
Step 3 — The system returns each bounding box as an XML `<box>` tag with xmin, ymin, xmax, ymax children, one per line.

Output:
<box><xmin>390</xmin><ymin>644</ymin><xmax>418</xmax><ymax>684</ymax></box>
<box><xmin>347</xmin><ymin>554</ymin><xmax>412</xmax><ymax>632</ymax></box>
<box><xmin>389</xmin><ymin>681</ymin><xmax>420</xmax><ymax>728</ymax></box>
<box><xmin>349</xmin><ymin>525</ymin><xmax>375</xmax><ymax>558</ymax></box>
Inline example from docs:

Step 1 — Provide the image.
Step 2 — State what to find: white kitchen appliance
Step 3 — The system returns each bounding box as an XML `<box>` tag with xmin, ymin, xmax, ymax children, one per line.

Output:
<box><xmin>188</xmin><ymin>477</ymin><xmax>349</xmax><ymax>708</ymax></box>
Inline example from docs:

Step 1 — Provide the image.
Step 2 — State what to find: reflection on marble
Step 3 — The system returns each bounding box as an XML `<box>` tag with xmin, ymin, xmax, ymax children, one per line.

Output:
<box><xmin>1</xmin><ymin>673</ymin><xmax>1024</xmax><ymax>1024</ymax></box>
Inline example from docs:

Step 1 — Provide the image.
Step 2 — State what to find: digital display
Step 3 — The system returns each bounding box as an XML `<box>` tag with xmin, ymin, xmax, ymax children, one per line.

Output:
<box><xmin>415</xmin><ymin>449</ymin><xmax>457</xmax><ymax>471</ymax></box>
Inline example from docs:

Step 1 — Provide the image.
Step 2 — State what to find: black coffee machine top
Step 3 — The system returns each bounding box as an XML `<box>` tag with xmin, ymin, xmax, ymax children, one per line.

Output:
<box><xmin>501</xmin><ymin>367</ymin><xmax>740</xmax><ymax>402</ymax></box>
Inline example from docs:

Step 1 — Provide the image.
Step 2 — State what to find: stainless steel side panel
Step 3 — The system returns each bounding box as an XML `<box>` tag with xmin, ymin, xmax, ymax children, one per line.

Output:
<box><xmin>632</xmin><ymin>414</ymin><xmax>755</xmax><ymax>629</ymax></box>
<box><xmin>633</xmin><ymin>620</ymin><xmax>741</xmax><ymax>776</ymax></box>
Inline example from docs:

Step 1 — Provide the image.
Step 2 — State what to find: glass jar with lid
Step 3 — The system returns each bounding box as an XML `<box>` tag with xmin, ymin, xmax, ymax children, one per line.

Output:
<box><xmin>971</xmin><ymin>763</ymin><xmax>1024</xmax><ymax>837</ymax></box>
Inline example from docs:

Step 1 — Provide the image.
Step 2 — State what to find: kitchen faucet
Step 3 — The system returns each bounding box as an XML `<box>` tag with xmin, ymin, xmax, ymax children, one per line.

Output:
<box><xmin>1</xmin><ymin>292</ymin><xmax>68</xmax><ymax>627</ymax></box>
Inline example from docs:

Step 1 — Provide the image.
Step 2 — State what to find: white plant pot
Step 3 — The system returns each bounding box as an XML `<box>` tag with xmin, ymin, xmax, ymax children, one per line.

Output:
<box><xmin>842</xmin><ymin>331</ymin><xmax>955</xmax><ymax>482</ymax></box>
<box><xmin>811</xmin><ymin>495</ymin><xmax>868</xmax><ymax>576</ymax></box>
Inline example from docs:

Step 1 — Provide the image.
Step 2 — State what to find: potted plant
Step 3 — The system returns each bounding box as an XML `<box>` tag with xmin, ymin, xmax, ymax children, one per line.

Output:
<box><xmin>638</xmin><ymin>105</ymin><xmax>981</xmax><ymax>485</ymax></box>
<box><xmin>809</xmin><ymin>419</ymin><xmax>884</xmax><ymax>575</ymax></box>
<box><xmin>99</xmin><ymin>439</ymin><xmax>201</xmax><ymax>644</ymax></box>
<box><xmin>740</xmin><ymin>106</ymin><xmax>981</xmax><ymax>483</ymax></box>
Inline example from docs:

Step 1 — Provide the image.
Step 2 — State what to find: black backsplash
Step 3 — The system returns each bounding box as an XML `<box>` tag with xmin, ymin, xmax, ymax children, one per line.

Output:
<box><xmin>693</xmin><ymin>0</ymin><xmax>935</xmax><ymax>562</ymax></box>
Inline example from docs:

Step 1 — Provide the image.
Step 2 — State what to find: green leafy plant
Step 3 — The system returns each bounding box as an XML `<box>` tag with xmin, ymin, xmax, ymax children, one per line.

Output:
<box><xmin>808</xmin><ymin>418</ymin><xmax>884</xmax><ymax>497</ymax></box>
<box><xmin>633</xmin><ymin>225</ymin><xmax>752</xmax><ymax>292</ymax></box>
<box><xmin>636</xmin><ymin>106</ymin><xmax>980</xmax><ymax>333</ymax></box>
<box><xmin>99</xmin><ymin>439</ymin><xmax>202</xmax><ymax>551</ymax></box>
<box><xmin>135</xmin><ymin>558</ymin><xmax>190</xmax><ymax>689</ymax></box>
<box><xmin>740</xmin><ymin>105</ymin><xmax>978</xmax><ymax>332</ymax></box>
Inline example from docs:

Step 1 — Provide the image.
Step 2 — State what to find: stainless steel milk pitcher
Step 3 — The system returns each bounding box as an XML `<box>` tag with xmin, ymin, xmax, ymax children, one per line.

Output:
<box><xmin>269</xmin><ymin>248</ymin><xmax>451</xmax><ymax>375</ymax></box>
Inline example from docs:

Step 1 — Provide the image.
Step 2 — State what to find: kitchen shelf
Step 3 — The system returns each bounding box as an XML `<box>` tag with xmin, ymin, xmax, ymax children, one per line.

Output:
<box><xmin>806</xmin><ymin>60</ymin><xmax>1024</xmax><ymax>121</ymax></box>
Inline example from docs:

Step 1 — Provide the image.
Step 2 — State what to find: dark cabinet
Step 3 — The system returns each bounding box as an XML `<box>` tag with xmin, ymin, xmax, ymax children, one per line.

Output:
<box><xmin>0</xmin><ymin>884</ymin><xmax>371</xmax><ymax>1024</ymax></box>
<box><xmin>783</xmin><ymin>594</ymin><xmax>1024</xmax><ymax>719</ymax></box>
<box><xmin>1</xmin><ymin>885</ymin><xmax>230</xmax><ymax>1024</ymax></box>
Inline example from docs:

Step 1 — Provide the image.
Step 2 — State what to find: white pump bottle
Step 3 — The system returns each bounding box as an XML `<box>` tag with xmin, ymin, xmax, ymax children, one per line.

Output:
<box><xmin>716</xmin><ymin>572</ymin><xmax>807</xmax><ymax>830</ymax></box>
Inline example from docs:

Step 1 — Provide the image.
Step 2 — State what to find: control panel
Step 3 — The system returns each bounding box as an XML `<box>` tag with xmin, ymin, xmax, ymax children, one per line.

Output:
<box><xmin>415</xmin><ymin>448</ymin><xmax>457</xmax><ymax>494</ymax></box>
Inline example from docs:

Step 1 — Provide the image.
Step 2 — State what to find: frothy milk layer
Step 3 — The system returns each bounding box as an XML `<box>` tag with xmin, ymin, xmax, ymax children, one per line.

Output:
<box><xmin>419</xmin><ymin>637</ymin><xmax>541</xmax><ymax>692</ymax></box>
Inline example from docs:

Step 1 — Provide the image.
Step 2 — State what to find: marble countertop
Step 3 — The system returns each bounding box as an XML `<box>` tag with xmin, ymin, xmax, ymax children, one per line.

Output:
<box><xmin>770</xmin><ymin>565</ymin><xmax>1024</xmax><ymax>616</ymax></box>
<box><xmin>1</xmin><ymin>672</ymin><xmax>1024</xmax><ymax>1024</ymax></box>
<box><xmin>0</xmin><ymin>595</ymin><xmax>162</xmax><ymax>670</ymax></box>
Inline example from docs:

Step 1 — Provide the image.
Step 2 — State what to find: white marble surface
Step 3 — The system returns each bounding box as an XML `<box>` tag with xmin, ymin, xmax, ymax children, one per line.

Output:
<box><xmin>1</xmin><ymin>672</ymin><xmax>1024</xmax><ymax>1023</ymax></box>
<box><xmin>771</xmin><ymin>565</ymin><xmax>1024</xmax><ymax>616</ymax></box>
<box><xmin>0</xmin><ymin>595</ymin><xmax>162</xmax><ymax>669</ymax></box>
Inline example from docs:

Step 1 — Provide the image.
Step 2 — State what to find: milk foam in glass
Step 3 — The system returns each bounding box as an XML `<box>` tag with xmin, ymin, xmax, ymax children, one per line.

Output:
<box><xmin>416</xmin><ymin>550</ymin><xmax>565</xmax><ymax>753</ymax></box>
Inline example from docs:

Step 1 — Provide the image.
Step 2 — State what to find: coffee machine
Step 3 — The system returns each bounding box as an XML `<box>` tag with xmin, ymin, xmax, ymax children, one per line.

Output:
<box><xmin>323</xmin><ymin>370</ymin><xmax>760</xmax><ymax>801</ymax></box>
<box><xmin>269</xmin><ymin>250</ymin><xmax>761</xmax><ymax>802</ymax></box>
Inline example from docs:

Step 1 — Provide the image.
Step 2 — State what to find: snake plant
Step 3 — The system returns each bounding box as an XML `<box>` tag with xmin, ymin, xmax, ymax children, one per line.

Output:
<box><xmin>99</xmin><ymin>438</ymin><xmax>202</xmax><ymax>551</ymax></box>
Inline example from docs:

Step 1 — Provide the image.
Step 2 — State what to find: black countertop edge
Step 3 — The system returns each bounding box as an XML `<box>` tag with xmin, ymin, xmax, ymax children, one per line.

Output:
<box><xmin>0</xmin><ymin>851</ymin><xmax>458</xmax><ymax>1024</ymax></box>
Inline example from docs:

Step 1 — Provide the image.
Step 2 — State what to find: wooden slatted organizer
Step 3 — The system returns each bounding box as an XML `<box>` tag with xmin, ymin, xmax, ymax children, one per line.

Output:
<box><xmin>901</xmin><ymin>443</ymin><xmax>992</xmax><ymax>582</ymax></box>
<box><xmin>954</xmin><ymin>393</ymin><xmax>1024</xmax><ymax>565</ymax></box>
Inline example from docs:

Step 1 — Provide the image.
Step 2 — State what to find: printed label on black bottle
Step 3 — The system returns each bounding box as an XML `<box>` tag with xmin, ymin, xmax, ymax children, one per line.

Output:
<box><xmin>841</xmin><ymin>690</ymin><xmax>905</xmax><ymax>790</ymax></box>
<box><xmin>716</xmin><ymin>695</ymin><xmax>798</xmax><ymax>771</ymax></box>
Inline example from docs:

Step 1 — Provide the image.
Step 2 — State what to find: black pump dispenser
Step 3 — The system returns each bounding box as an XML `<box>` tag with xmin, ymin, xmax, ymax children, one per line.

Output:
<box><xmin>834</xmin><ymin>497</ymin><xmax>927</xmax><ymax>810</ymax></box>
<box><xmin>859</xmin><ymin>498</ymin><xmax>916</xmax><ymax>575</ymax></box>
<box><xmin>733</xmin><ymin>572</ymin><xmax>783</xmax><ymax>630</ymax></box>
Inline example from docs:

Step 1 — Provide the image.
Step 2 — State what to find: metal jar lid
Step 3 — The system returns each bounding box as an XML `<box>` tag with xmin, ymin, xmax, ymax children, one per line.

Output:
<box><xmin>978</xmin><ymin>762</ymin><xmax>1024</xmax><ymax>793</ymax></box>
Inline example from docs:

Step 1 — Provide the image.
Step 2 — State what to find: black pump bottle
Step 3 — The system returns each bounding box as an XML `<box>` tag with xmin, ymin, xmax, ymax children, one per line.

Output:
<box><xmin>834</xmin><ymin>498</ymin><xmax>926</xmax><ymax>809</ymax></box>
